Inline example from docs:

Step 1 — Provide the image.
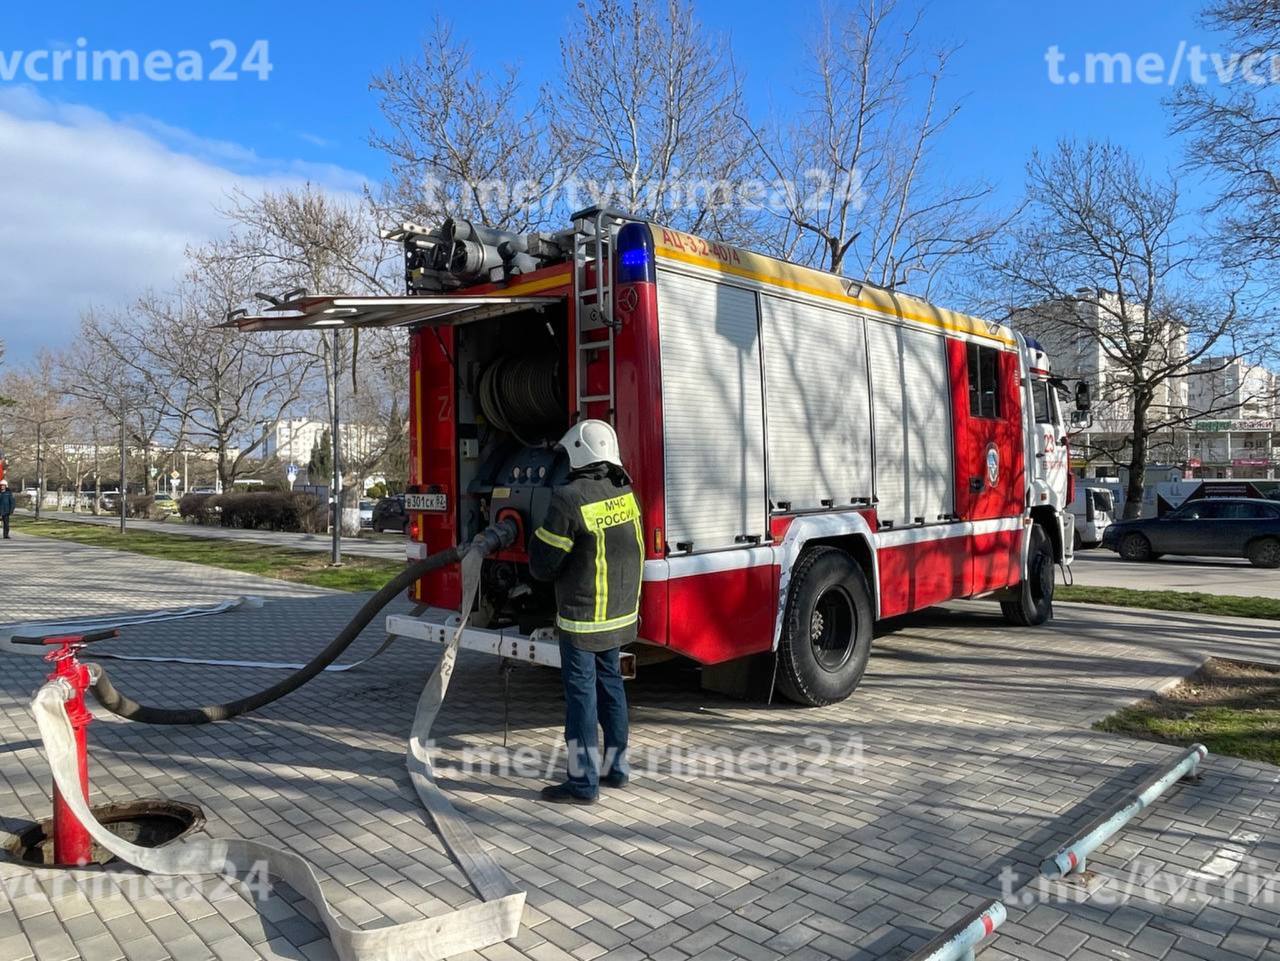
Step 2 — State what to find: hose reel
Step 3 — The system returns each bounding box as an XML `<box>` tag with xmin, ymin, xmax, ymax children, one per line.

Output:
<box><xmin>478</xmin><ymin>354</ymin><xmax>565</xmax><ymax>444</ymax></box>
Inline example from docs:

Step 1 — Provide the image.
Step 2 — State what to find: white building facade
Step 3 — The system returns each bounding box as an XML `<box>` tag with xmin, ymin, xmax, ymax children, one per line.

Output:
<box><xmin>1012</xmin><ymin>294</ymin><xmax>1278</xmax><ymax>480</ymax></box>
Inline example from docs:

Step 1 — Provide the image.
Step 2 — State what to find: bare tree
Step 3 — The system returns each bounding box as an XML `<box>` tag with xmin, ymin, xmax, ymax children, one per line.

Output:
<box><xmin>220</xmin><ymin>184</ymin><xmax>396</xmax><ymax>298</ymax></box>
<box><xmin>371</xmin><ymin>19</ymin><xmax>567</xmax><ymax>232</ymax></box>
<box><xmin>1171</xmin><ymin>0</ymin><xmax>1280</xmax><ymax>274</ymax></box>
<box><xmin>78</xmin><ymin>247</ymin><xmax>317</xmax><ymax>489</ymax></box>
<box><xmin>738</xmin><ymin>0</ymin><xmax>1002</xmax><ymax>291</ymax></box>
<box><xmin>986</xmin><ymin>140</ymin><xmax>1270</xmax><ymax>515</ymax></box>
<box><xmin>0</xmin><ymin>353</ymin><xmax>74</xmax><ymax>506</ymax></box>
<box><xmin>555</xmin><ymin>0</ymin><xmax>753</xmax><ymax>238</ymax></box>
<box><xmin>217</xmin><ymin>186</ymin><xmax>406</xmax><ymax>498</ymax></box>
<box><xmin>59</xmin><ymin>311</ymin><xmax>171</xmax><ymax>496</ymax></box>
<box><xmin>0</xmin><ymin>338</ymin><xmax>11</xmax><ymax>406</ymax></box>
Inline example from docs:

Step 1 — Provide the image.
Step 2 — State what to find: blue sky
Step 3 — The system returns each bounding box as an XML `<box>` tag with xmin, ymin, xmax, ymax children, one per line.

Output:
<box><xmin>0</xmin><ymin>1</ymin><xmax>1225</xmax><ymax>359</ymax></box>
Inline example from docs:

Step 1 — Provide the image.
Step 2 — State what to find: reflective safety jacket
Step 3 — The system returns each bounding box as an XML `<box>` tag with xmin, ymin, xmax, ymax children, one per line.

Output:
<box><xmin>528</xmin><ymin>465</ymin><xmax>644</xmax><ymax>652</ymax></box>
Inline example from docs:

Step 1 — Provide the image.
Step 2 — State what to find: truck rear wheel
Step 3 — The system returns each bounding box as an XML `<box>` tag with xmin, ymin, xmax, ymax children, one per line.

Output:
<box><xmin>1001</xmin><ymin>524</ymin><xmax>1054</xmax><ymax>627</ymax></box>
<box><xmin>777</xmin><ymin>547</ymin><xmax>873</xmax><ymax>706</ymax></box>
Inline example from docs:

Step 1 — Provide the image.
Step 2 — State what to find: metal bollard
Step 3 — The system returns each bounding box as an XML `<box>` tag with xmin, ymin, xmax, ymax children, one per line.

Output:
<box><xmin>905</xmin><ymin>900</ymin><xmax>1007</xmax><ymax>961</ymax></box>
<box><xmin>1042</xmin><ymin>743</ymin><xmax>1208</xmax><ymax>877</ymax></box>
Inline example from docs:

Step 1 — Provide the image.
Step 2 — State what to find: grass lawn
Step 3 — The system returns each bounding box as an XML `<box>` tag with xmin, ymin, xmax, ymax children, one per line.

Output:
<box><xmin>1058</xmin><ymin>585</ymin><xmax>1280</xmax><ymax>621</ymax></box>
<box><xmin>11</xmin><ymin>516</ymin><xmax>403</xmax><ymax>592</ymax></box>
<box><xmin>1095</xmin><ymin>658</ymin><xmax>1280</xmax><ymax>765</ymax></box>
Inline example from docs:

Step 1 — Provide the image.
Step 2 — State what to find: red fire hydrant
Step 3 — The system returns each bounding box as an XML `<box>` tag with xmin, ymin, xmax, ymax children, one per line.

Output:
<box><xmin>39</xmin><ymin>630</ymin><xmax>117</xmax><ymax>866</ymax></box>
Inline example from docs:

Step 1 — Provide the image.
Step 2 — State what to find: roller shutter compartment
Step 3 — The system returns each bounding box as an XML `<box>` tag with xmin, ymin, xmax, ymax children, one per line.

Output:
<box><xmin>656</xmin><ymin>269</ymin><xmax>766</xmax><ymax>552</ymax></box>
<box><xmin>760</xmin><ymin>295</ymin><xmax>873</xmax><ymax>511</ymax></box>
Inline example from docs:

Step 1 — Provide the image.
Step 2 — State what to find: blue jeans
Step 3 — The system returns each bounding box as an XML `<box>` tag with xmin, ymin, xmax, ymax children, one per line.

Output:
<box><xmin>559</xmin><ymin>637</ymin><xmax>629</xmax><ymax>798</ymax></box>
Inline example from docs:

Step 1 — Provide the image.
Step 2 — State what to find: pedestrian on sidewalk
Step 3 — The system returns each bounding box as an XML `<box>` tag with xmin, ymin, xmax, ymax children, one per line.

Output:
<box><xmin>0</xmin><ymin>480</ymin><xmax>13</xmax><ymax>539</ymax></box>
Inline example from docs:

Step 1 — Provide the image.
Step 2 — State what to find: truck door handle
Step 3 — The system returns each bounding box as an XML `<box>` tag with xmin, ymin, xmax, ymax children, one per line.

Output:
<box><xmin>969</xmin><ymin>477</ymin><xmax>984</xmax><ymax>493</ymax></box>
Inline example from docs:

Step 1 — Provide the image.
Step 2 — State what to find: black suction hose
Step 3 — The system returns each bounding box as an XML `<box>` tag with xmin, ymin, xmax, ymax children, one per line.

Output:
<box><xmin>89</xmin><ymin>521</ymin><xmax>516</xmax><ymax>725</ymax></box>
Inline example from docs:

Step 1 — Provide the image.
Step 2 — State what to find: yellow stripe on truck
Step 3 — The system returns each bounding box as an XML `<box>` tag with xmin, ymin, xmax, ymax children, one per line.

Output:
<box><xmin>652</xmin><ymin>225</ymin><xmax>1017</xmax><ymax>347</ymax></box>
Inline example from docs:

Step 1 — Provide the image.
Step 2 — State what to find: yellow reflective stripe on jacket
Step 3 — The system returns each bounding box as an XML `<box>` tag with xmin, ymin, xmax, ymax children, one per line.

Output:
<box><xmin>556</xmin><ymin>610</ymin><xmax>640</xmax><ymax>634</ymax></box>
<box><xmin>579</xmin><ymin>492</ymin><xmax>641</xmax><ymax>624</ymax></box>
<box><xmin>592</xmin><ymin>527</ymin><xmax>607</xmax><ymax>621</ymax></box>
<box><xmin>571</xmin><ymin>492</ymin><xmax>643</xmax><ymax>629</ymax></box>
<box><xmin>632</xmin><ymin>515</ymin><xmax>645</xmax><ymax>609</ymax></box>
<box><xmin>534</xmin><ymin>526</ymin><xmax>573</xmax><ymax>552</ymax></box>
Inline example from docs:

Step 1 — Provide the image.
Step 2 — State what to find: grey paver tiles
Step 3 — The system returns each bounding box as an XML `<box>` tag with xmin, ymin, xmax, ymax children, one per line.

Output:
<box><xmin>1</xmin><ymin>534</ymin><xmax>1279</xmax><ymax>960</ymax></box>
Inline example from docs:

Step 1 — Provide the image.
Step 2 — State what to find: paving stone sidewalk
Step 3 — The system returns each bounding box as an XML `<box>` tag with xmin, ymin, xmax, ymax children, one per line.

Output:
<box><xmin>1</xmin><ymin>532</ymin><xmax>1278</xmax><ymax>961</ymax></box>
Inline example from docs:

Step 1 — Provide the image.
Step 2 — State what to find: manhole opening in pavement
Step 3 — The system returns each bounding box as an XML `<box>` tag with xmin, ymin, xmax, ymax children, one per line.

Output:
<box><xmin>5</xmin><ymin>798</ymin><xmax>205</xmax><ymax>867</ymax></box>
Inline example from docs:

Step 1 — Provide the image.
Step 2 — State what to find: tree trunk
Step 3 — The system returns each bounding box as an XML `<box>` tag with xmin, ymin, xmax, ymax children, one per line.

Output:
<box><xmin>1123</xmin><ymin>402</ymin><xmax>1150</xmax><ymax>519</ymax></box>
<box><xmin>93</xmin><ymin>443</ymin><xmax>101</xmax><ymax>515</ymax></box>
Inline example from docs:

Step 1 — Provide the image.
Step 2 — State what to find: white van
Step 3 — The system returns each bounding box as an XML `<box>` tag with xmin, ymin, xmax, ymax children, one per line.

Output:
<box><xmin>1070</xmin><ymin>485</ymin><xmax>1116</xmax><ymax>548</ymax></box>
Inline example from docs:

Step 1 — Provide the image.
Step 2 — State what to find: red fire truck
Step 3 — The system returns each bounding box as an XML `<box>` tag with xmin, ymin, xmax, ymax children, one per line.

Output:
<box><xmin>230</xmin><ymin>209</ymin><xmax>1079</xmax><ymax>705</ymax></box>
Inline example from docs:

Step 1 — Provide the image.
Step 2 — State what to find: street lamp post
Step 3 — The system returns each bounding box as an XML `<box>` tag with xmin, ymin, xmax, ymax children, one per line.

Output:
<box><xmin>119</xmin><ymin>407</ymin><xmax>127</xmax><ymax>534</ymax></box>
<box><xmin>35</xmin><ymin>419</ymin><xmax>43</xmax><ymax>520</ymax></box>
<box><xmin>330</xmin><ymin>328</ymin><xmax>343</xmax><ymax>566</ymax></box>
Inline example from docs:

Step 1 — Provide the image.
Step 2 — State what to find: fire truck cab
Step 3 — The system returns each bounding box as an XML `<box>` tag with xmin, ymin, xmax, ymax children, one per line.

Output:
<box><xmin>230</xmin><ymin>209</ymin><xmax>1076</xmax><ymax>705</ymax></box>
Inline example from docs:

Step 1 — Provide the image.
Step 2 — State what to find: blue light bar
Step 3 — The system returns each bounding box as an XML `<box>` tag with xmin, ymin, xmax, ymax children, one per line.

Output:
<box><xmin>615</xmin><ymin>223</ymin><xmax>656</xmax><ymax>284</ymax></box>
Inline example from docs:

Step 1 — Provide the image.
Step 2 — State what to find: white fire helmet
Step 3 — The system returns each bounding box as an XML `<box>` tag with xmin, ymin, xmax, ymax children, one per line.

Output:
<box><xmin>558</xmin><ymin>419</ymin><xmax>623</xmax><ymax>471</ymax></box>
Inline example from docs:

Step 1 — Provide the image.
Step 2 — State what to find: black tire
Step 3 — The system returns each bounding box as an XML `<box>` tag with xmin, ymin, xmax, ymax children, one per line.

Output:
<box><xmin>777</xmin><ymin>547</ymin><xmax>873</xmax><ymax>706</ymax></box>
<box><xmin>1248</xmin><ymin>537</ymin><xmax>1280</xmax><ymax>569</ymax></box>
<box><xmin>1073</xmin><ymin>528</ymin><xmax>1082</xmax><ymax>551</ymax></box>
<box><xmin>1118</xmin><ymin>532</ymin><xmax>1153</xmax><ymax>562</ymax></box>
<box><xmin>1001</xmin><ymin>524</ymin><xmax>1055</xmax><ymax>626</ymax></box>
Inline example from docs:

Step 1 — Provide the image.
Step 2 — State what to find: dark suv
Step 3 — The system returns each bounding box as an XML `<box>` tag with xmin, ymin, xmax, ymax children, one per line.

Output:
<box><xmin>371</xmin><ymin>495</ymin><xmax>409</xmax><ymax>534</ymax></box>
<box><xmin>1102</xmin><ymin>497</ymin><xmax>1280</xmax><ymax>567</ymax></box>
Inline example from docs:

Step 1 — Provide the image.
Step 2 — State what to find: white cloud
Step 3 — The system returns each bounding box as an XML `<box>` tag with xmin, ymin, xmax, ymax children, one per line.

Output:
<box><xmin>0</xmin><ymin>85</ymin><xmax>369</xmax><ymax>361</ymax></box>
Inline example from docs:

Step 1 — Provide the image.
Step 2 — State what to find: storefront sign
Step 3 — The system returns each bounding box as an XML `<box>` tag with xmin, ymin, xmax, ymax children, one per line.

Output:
<box><xmin>1193</xmin><ymin>419</ymin><xmax>1275</xmax><ymax>432</ymax></box>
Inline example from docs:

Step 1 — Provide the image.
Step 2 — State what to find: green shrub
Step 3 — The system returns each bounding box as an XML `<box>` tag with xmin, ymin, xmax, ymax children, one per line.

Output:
<box><xmin>180</xmin><ymin>491</ymin><xmax>327</xmax><ymax>533</ymax></box>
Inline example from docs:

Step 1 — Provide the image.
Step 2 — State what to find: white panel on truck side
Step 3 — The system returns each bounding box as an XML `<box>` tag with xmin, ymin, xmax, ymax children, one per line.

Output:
<box><xmin>760</xmin><ymin>295</ymin><xmax>873</xmax><ymax>511</ymax></box>
<box><xmin>656</xmin><ymin>269</ymin><xmax>767</xmax><ymax>552</ymax></box>
<box><xmin>900</xmin><ymin>326</ymin><xmax>955</xmax><ymax>522</ymax></box>
<box><xmin>866</xmin><ymin>320</ymin><xmax>908</xmax><ymax>528</ymax></box>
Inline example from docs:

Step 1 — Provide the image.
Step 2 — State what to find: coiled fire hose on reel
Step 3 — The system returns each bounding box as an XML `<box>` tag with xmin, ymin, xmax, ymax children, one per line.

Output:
<box><xmin>28</xmin><ymin>520</ymin><xmax>528</xmax><ymax>961</ymax></box>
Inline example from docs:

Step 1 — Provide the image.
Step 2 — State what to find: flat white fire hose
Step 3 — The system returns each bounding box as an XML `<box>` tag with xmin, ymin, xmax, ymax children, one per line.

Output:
<box><xmin>1</xmin><ymin>597</ymin><xmax>264</xmax><ymax>652</ymax></box>
<box><xmin>27</xmin><ymin>549</ymin><xmax>527</xmax><ymax>960</ymax></box>
<box><xmin>2</xmin><ymin>596</ymin><xmax>400</xmax><ymax>673</ymax></box>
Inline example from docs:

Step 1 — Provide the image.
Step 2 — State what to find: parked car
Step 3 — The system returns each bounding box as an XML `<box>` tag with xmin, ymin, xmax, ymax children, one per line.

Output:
<box><xmin>1102</xmin><ymin>497</ymin><xmax>1280</xmax><ymax>567</ymax></box>
<box><xmin>358</xmin><ymin>499</ymin><xmax>375</xmax><ymax>529</ymax></box>
<box><xmin>152</xmin><ymin>493</ymin><xmax>179</xmax><ymax>515</ymax></box>
<box><xmin>371</xmin><ymin>495</ymin><xmax>408</xmax><ymax>534</ymax></box>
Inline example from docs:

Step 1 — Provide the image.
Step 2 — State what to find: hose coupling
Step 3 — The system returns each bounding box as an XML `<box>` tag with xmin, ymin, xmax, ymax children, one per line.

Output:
<box><xmin>471</xmin><ymin>517</ymin><xmax>520</xmax><ymax>558</ymax></box>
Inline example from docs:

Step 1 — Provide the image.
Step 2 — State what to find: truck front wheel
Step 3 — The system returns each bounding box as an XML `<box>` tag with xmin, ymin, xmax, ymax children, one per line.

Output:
<box><xmin>1001</xmin><ymin>524</ymin><xmax>1055</xmax><ymax>627</ymax></box>
<box><xmin>777</xmin><ymin>547</ymin><xmax>873</xmax><ymax>706</ymax></box>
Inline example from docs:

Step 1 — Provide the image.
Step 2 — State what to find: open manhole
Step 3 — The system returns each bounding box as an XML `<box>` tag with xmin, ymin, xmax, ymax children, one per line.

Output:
<box><xmin>4</xmin><ymin>799</ymin><xmax>205</xmax><ymax>867</ymax></box>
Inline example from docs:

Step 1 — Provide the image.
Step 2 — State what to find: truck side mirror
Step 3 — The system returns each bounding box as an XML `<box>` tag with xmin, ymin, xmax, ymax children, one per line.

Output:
<box><xmin>1075</xmin><ymin>381</ymin><xmax>1091</xmax><ymax>412</ymax></box>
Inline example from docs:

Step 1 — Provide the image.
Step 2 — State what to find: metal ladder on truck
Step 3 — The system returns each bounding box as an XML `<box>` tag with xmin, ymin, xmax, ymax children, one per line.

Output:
<box><xmin>570</xmin><ymin>208</ymin><xmax>629</xmax><ymax>423</ymax></box>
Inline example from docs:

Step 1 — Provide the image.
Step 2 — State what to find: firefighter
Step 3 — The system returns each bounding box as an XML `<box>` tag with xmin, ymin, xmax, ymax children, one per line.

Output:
<box><xmin>529</xmin><ymin>419</ymin><xmax>642</xmax><ymax>804</ymax></box>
